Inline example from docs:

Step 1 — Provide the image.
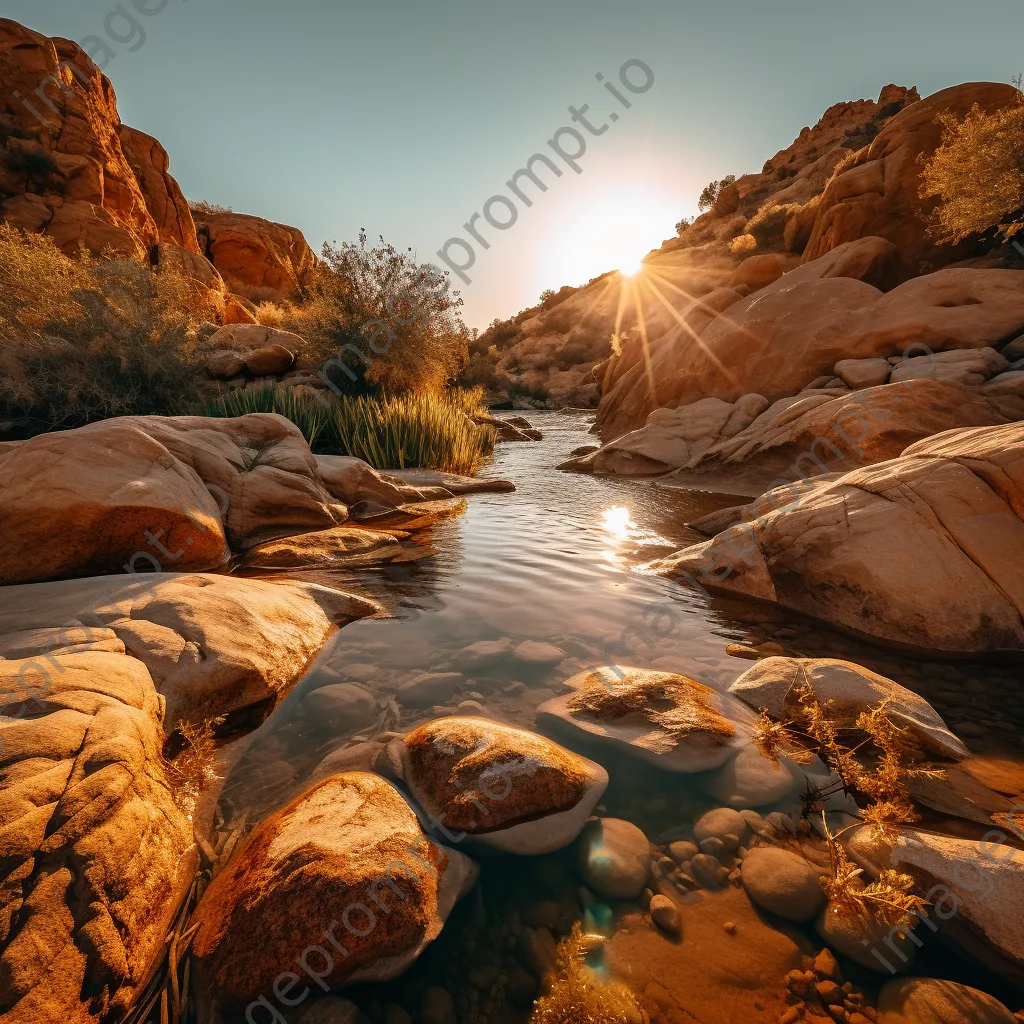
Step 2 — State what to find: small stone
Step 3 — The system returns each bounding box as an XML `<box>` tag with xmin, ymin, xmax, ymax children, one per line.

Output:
<box><xmin>639</xmin><ymin>887</ymin><xmax>653</xmax><ymax>910</ymax></box>
<box><xmin>506</xmin><ymin>966</ymin><xmax>538</xmax><ymax>1008</ymax></box>
<box><xmin>690</xmin><ymin>853</ymin><xmax>725</xmax><ymax>889</ymax></box>
<box><xmin>649</xmin><ymin>894</ymin><xmax>681</xmax><ymax>935</ymax></box>
<box><xmin>724</xmin><ymin>921</ymin><xmax>737</xmax><ymax>935</ymax></box>
<box><xmin>517</xmin><ymin>926</ymin><xmax>557</xmax><ymax>977</ymax></box>
<box><xmin>699</xmin><ymin>836</ymin><xmax>726</xmax><ymax>857</ymax></box>
<box><xmin>396</xmin><ymin>671</ymin><xmax>464</xmax><ymax>707</ymax></box>
<box><xmin>721</xmin><ymin>832</ymin><xmax>741</xmax><ymax>852</ymax></box>
<box><xmin>513</xmin><ymin>641</ymin><xmax>566</xmax><ymax>666</ymax></box>
<box><xmin>694</xmin><ymin>808</ymin><xmax>749</xmax><ymax>845</ymax></box>
<box><xmin>577</xmin><ymin>818</ymin><xmax>651</xmax><ymax>899</ymax></box>
<box><xmin>726</xmin><ymin>643</ymin><xmax>760</xmax><ymax>660</ymax></box>
<box><xmin>297</xmin><ymin>998</ymin><xmax>370</xmax><ymax>1024</ymax></box>
<box><xmin>741</xmin><ymin>847</ymin><xmax>826</xmax><ymax>922</ymax></box>
<box><xmin>779</xmin><ymin>1009</ymin><xmax>802</xmax><ymax>1024</ymax></box>
<box><xmin>453</xmin><ymin>638</ymin><xmax>515</xmax><ymax>671</ymax></box>
<box><xmin>668</xmin><ymin>840</ymin><xmax>699</xmax><ymax>863</ymax></box>
<box><xmin>818</xmin><ymin>981</ymin><xmax>845</xmax><ymax>1005</ymax></box>
<box><xmin>817</xmin><ymin>903</ymin><xmax>917</xmax><ymax>973</ymax></box>
<box><xmin>457</xmin><ymin>699</ymin><xmax>485</xmax><ymax>714</ymax></box>
<box><xmin>814</xmin><ymin>949</ymin><xmax>843</xmax><ymax>984</ymax></box>
<box><xmin>420</xmin><ymin>986</ymin><xmax>457</xmax><ymax>1024</ymax></box>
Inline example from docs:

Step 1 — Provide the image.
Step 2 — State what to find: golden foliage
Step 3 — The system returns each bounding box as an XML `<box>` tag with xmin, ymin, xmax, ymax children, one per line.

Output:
<box><xmin>752</xmin><ymin>710</ymin><xmax>814</xmax><ymax>766</ymax></box>
<box><xmin>820</xmin><ymin>831</ymin><xmax>928</xmax><ymax>929</ymax></box>
<box><xmin>0</xmin><ymin>225</ymin><xmax>211</xmax><ymax>435</ymax></box>
<box><xmin>729</xmin><ymin>232</ymin><xmax>758</xmax><ymax>254</ymax></box>
<box><xmin>166</xmin><ymin>717</ymin><xmax>225</xmax><ymax>816</ymax></box>
<box><xmin>920</xmin><ymin>94</ymin><xmax>1024</xmax><ymax>243</ymax></box>
<box><xmin>530</xmin><ymin>924</ymin><xmax>647</xmax><ymax>1024</ymax></box>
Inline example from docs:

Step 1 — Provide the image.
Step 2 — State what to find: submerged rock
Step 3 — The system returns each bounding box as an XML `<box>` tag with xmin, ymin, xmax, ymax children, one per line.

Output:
<box><xmin>389</xmin><ymin>717</ymin><xmax>607</xmax><ymax>854</ymax></box>
<box><xmin>537</xmin><ymin>667</ymin><xmax>755</xmax><ymax>772</ymax></box>
<box><xmin>877</xmin><ymin>978</ymin><xmax>1017</xmax><ymax>1024</ymax></box>
<box><xmin>729</xmin><ymin>657</ymin><xmax>970</xmax><ymax>760</ymax></box>
<box><xmin>243</xmin><ymin>525</ymin><xmax>406</xmax><ymax>569</ymax></box>
<box><xmin>740</xmin><ymin>847</ymin><xmax>825</xmax><ymax>922</ymax></box>
<box><xmin>578</xmin><ymin>818</ymin><xmax>652</xmax><ymax>899</ymax></box>
<box><xmin>817</xmin><ymin>901</ymin><xmax>918</xmax><ymax>973</ymax></box>
<box><xmin>191</xmin><ymin>773</ymin><xmax>478</xmax><ymax>1013</ymax></box>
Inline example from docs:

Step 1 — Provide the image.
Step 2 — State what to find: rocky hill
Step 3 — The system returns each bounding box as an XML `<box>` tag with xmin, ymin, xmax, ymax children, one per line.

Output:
<box><xmin>481</xmin><ymin>82</ymin><xmax>1020</xmax><ymax>414</ymax></box>
<box><xmin>0</xmin><ymin>18</ymin><xmax>317</xmax><ymax>323</ymax></box>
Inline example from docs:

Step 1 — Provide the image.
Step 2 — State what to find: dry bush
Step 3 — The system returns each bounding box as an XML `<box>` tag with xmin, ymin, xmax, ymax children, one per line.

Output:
<box><xmin>0</xmin><ymin>225</ymin><xmax>207</xmax><ymax>436</ymax></box>
<box><xmin>746</xmin><ymin>202</ymin><xmax>797</xmax><ymax>248</ymax></box>
<box><xmin>253</xmin><ymin>300</ymin><xmax>292</xmax><ymax>329</ymax></box>
<box><xmin>290</xmin><ymin>231</ymin><xmax>470</xmax><ymax>395</ymax></box>
<box><xmin>920</xmin><ymin>95</ymin><xmax>1024</xmax><ymax>243</ymax></box>
<box><xmin>729</xmin><ymin>233</ymin><xmax>758</xmax><ymax>254</ymax></box>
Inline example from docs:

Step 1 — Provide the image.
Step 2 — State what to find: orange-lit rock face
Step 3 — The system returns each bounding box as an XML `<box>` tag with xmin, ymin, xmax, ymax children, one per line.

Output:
<box><xmin>193</xmin><ymin>210</ymin><xmax>319</xmax><ymax>298</ymax></box>
<box><xmin>0</xmin><ymin>19</ymin><xmax>196</xmax><ymax>259</ymax></box>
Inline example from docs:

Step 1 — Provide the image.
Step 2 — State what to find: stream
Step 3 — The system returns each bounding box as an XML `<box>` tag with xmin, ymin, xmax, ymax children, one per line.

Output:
<box><xmin>215</xmin><ymin>409</ymin><xmax>1024</xmax><ymax>1020</ymax></box>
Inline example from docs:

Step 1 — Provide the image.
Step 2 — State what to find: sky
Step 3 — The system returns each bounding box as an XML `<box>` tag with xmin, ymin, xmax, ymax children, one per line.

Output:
<box><xmin>5</xmin><ymin>0</ymin><xmax>1024</xmax><ymax>327</ymax></box>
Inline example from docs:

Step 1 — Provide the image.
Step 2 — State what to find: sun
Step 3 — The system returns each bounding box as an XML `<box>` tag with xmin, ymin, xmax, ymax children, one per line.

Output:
<box><xmin>617</xmin><ymin>254</ymin><xmax>645</xmax><ymax>277</ymax></box>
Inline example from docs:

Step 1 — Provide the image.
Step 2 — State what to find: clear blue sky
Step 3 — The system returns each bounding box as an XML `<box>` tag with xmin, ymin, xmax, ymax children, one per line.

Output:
<box><xmin>6</xmin><ymin>0</ymin><xmax>1024</xmax><ymax>326</ymax></box>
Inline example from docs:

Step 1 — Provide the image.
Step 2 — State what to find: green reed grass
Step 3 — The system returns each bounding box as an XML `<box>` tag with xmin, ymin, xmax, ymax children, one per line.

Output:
<box><xmin>199</xmin><ymin>385</ymin><xmax>495</xmax><ymax>475</ymax></box>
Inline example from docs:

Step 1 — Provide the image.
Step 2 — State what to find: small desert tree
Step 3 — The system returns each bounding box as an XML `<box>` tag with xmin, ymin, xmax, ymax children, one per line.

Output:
<box><xmin>697</xmin><ymin>174</ymin><xmax>737</xmax><ymax>211</ymax></box>
<box><xmin>920</xmin><ymin>88</ymin><xmax>1024</xmax><ymax>244</ymax></box>
<box><xmin>296</xmin><ymin>231</ymin><xmax>470</xmax><ymax>394</ymax></box>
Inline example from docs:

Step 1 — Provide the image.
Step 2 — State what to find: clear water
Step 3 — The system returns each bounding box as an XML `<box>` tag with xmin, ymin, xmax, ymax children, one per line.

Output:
<box><xmin>213</xmin><ymin>409</ymin><xmax>1024</xmax><ymax>1018</ymax></box>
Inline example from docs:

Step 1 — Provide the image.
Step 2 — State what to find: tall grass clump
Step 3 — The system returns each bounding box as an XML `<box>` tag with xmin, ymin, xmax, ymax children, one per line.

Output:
<box><xmin>200</xmin><ymin>385</ymin><xmax>495</xmax><ymax>475</ymax></box>
<box><xmin>329</xmin><ymin>389</ymin><xmax>496</xmax><ymax>474</ymax></box>
<box><xmin>199</xmin><ymin>384</ymin><xmax>331</xmax><ymax>451</ymax></box>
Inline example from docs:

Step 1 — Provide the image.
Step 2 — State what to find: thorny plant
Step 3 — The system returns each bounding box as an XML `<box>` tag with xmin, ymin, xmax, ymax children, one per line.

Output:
<box><xmin>164</xmin><ymin>716</ymin><xmax>225</xmax><ymax>816</ymax></box>
<box><xmin>752</xmin><ymin>679</ymin><xmax>945</xmax><ymax>928</ymax></box>
<box><xmin>530</xmin><ymin>923</ymin><xmax>647</xmax><ymax>1024</ymax></box>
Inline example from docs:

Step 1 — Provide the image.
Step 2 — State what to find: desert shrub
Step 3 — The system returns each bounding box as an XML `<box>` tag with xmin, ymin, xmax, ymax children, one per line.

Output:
<box><xmin>697</xmin><ymin>174</ymin><xmax>737</xmax><ymax>211</ymax></box>
<box><xmin>729</xmin><ymin>233</ymin><xmax>757</xmax><ymax>254</ymax></box>
<box><xmin>0</xmin><ymin>226</ymin><xmax>206</xmax><ymax>436</ymax></box>
<box><xmin>920</xmin><ymin>94</ymin><xmax>1024</xmax><ymax>244</ymax></box>
<box><xmin>675</xmin><ymin>216</ymin><xmax>693</xmax><ymax>234</ymax></box>
<box><xmin>458</xmin><ymin>348</ymin><xmax>514</xmax><ymax>394</ymax></box>
<box><xmin>538</xmin><ymin>288</ymin><xmax>556</xmax><ymax>304</ymax></box>
<box><xmin>253</xmin><ymin>300</ymin><xmax>291</xmax><ymax>329</ymax></box>
<box><xmin>188</xmin><ymin>199</ymin><xmax>233</xmax><ymax>217</ymax></box>
<box><xmin>291</xmin><ymin>231</ymin><xmax>470</xmax><ymax>395</ymax></box>
<box><xmin>746</xmin><ymin>202</ymin><xmax>797</xmax><ymax>248</ymax></box>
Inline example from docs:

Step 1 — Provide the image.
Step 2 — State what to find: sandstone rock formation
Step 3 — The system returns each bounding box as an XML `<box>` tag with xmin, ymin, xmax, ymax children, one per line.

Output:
<box><xmin>536</xmin><ymin>667</ymin><xmax>757</xmax><ymax>772</ymax></box>
<box><xmin>0</xmin><ymin>19</ymin><xmax>194</xmax><ymax>259</ymax></box>
<box><xmin>850</xmin><ymin>826</ymin><xmax>1024</xmax><ymax>986</ymax></box>
<box><xmin>0</xmin><ymin>572</ymin><xmax>379</xmax><ymax>732</ymax></box>
<box><xmin>569</xmin><ymin>375</ymin><xmax>1024</xmax><ymax>495</ymax></box>
<box><xmin>386</xmin><ymin>717</ymin><xmax>608</xmax><ymax>854</ymax></box>
<box><xmin>595</xmin><ymin>260</ymin><xmax>1024</xmax><ymax>441</ymax></box>
<box><xmin>728</xmin><ymin>657</ymin><xmax>970</xmax><ymax>759</ymax></box>
<box><xmin>0</xmin><ymin>413</ymin><xmax>361</xmax><ymax>584</ymax></box>
<box><xmin>191</xmin><ymin>773</ymin><xmax>478</xmax><ymax>1012</ymax></box>
<box><xmin>804</xmin><ymin>82</ymin><xmax>1022</xmax><ymax>274</ymax></box>
<box><xmin>191</xmin><ymin>208</ymin><xmax>318</xmax><ymax>299</ymax></box>
<box><xmin>0</xmin><ymin>651</ymin><xmax>195</xmax><ymax>1024</ymax></box>
<box><xmin>649</xmin><ymin>422</ymin><xmax>1024</xmax><ymax>654</ymax></box>
<box><xmin>0</xmin><ymin>567</ymin><xmax>377</xmax><ymax>1024</ymax></box>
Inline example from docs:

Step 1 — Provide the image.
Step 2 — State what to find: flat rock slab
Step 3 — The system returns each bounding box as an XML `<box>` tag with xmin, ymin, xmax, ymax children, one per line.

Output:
<box><xmin>387</xmin><ymin>469</ymin><xmax>516</xmax><ymax>494</ymax></box>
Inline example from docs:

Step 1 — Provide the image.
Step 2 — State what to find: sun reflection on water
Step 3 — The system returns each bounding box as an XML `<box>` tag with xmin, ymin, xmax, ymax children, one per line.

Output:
<box><xmin>601</xmin><ymin>505</ymin><xmax>636</xmax><ymax>541</ymax></box>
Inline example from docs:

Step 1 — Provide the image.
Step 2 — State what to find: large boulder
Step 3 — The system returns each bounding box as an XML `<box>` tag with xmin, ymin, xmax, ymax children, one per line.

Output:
<box><xmin>191</xmin><ymin>773</ymin><xmax>477</xmax><ymax>1015</ymax></box>
<box><xmin>0</xmin><ymin>414</ymin><xmax>354</xmax><ymax>583</ymax></box>
<box><xmin>0</xmin><ymin>418</ymin><xmax>230</xmax><ymax>585</ymax></box>
<box><xmin>0</xmin><ymin>652</ymin><xmax>196</xmax><ymax>1024</ymax></box>
<box><xmin>192</xmin><ymin>209</ymin><xmax>318</xmax><ymax>299</ymax></box>
<box><xmin>0</xmin><ymin>20</ymin><xmax>195</xmax><ymax>259</ymax></box>
<box><xmin>0</xmin><ymin>572</ymin><xmax>378</xmax><ymax>733</ymax></box>
<box><xmin>386</xmin><ymin>717</ymin><xmax>608</xmax><ymax>854</ymax></box>
<box><xmin>537</xmin><ymin>667</ymin><xmax>756</xmax><ymax>772</ymax></box>
<box><xmin>877</xmin><ymin>978</ymin><xmax>1017</xmax><ymax>1024</ymax></box>
<box><xmin>804</xmin><ymin>83</ymin><xmax>1022</xmax><ymax>275</ymax></box>
<box><xmin>729</xmin><ymin>657</ymin><xmax>970</xmax><ymax>759</ymax></box>
<box><xmin>850</xmin><ymin>826</ymin><xmax>1024</xmax><ymax>986</ymax></box>
<box><xmin>649</xmin><ymin>422</ymin><xmax>1024</xmax><ymax>654</ymax></box>
<box><xmin>204</xmin><ymin>324</ymin><xmax>305</xmax><ymax>376</ymax></box>
<box><xmin>594</xmin><ymin>257</ymin><xmax>1024</xmax><ymax>441</ymax></box>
